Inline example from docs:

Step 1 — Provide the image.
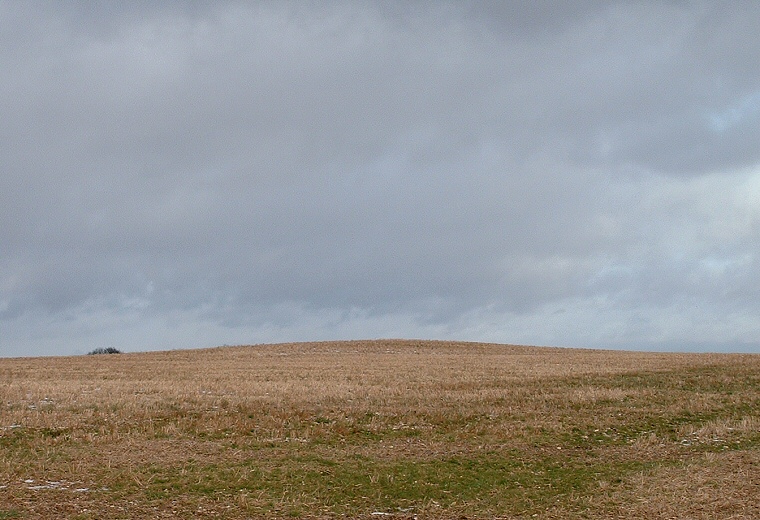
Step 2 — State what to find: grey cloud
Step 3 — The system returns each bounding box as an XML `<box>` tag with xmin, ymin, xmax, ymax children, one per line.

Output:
<box><xmin>2</xmin><ymin>1</ymin><xmax>760</xmax><ymax>356</ymax></box>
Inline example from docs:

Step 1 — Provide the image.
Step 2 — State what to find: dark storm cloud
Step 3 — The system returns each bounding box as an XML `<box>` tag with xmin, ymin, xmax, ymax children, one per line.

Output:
<box><xmin>2</xmin><ymin>1</ymin><xmax>760</xmax><ymax>356</ymax></box>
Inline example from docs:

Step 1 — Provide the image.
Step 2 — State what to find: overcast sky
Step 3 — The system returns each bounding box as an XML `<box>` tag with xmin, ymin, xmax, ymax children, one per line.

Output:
<box><xmin>3</xmin><ymin>1</ymin><xmax>760</xmax><ymax>357</ymax></box>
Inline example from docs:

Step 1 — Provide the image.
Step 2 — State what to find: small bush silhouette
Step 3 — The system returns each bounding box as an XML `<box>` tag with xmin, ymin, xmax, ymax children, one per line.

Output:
<box><xmin>87</xmin><ymin>347</ymin><xmax>122</xmax><ymax>355</ymax></box>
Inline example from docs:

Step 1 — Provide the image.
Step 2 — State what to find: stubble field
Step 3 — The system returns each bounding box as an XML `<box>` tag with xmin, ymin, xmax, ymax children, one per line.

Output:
<box><xmin>1</xmin><ymin>339</ymin><xmax>759</xmax><ymax>519</ymax></box>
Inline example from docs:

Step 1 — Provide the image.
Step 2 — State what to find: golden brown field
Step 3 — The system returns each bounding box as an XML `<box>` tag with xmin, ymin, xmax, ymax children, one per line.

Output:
<box><xmin>1</xmin><ymin>339</ymin><xmax>759</xmax><ymax>519</ymax></box>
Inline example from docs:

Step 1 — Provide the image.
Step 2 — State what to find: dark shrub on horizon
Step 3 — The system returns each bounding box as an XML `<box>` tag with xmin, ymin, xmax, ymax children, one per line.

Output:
<box><xmin>87</xmin><ymin>347</ymin><xmax>122</xmax><ymax>355</ymax></box>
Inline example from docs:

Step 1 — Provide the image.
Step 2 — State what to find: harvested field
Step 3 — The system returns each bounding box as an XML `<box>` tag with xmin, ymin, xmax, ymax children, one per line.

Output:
<box><xmin>1</xmin><ymin>339</ymin><xmax>759</xmax><ymax>518</ymax></box>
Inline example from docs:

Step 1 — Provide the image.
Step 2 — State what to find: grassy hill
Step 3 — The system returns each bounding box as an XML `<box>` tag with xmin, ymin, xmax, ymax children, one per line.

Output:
<box><xmin>1</xmin><ymin>340</ymin><xmax>759</xmax><ymax>518</ymax></box>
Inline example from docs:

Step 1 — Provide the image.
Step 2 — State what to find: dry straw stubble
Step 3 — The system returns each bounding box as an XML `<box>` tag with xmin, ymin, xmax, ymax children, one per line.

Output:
<box><xmin>1</xmin><ymin>339</ymin><xmax>759</xmax><ymax>519</ymax></box>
